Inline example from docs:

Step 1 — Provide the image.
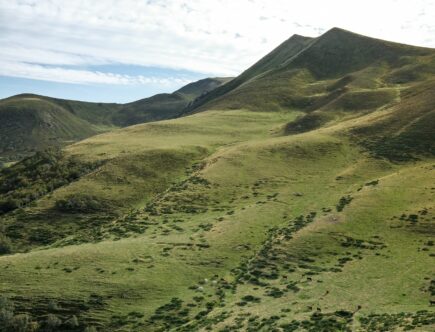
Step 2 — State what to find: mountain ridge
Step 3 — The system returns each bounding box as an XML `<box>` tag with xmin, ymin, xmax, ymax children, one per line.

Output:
<box><xmin>182</xmin><ymin>27</ymin><xmax>435</xmax><ymax>114</ymax></box>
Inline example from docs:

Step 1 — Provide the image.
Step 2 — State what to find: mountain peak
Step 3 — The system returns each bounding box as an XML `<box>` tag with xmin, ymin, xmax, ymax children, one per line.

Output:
<box><xmin>286</xmin><ymin>27</ymin><xmax>432</xmax><ymax>78</ymax></box>
<box><xmin>288</xmin><ymin>33</ymin><xmax>312</xmax><ymax>41</ymax></box>
<box><xmin>318</xmin><ymin>27</ymin><xmax>376</xmax><ymax>44</ymax></box>
<box><xmin>324</xmin><ymin>27</ymin><xmax>353</xmax><ymax>34</ymax></box>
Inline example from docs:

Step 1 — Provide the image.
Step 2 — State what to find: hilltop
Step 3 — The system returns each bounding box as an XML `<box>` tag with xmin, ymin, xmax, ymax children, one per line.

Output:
<box><xmin>0</xmin><ymin>28</ymin><xmax>434</xmax><ymax>331</ymax></box>
<box><xmin>0</xmin><ymin>77</ymin><xmax>231</xmax><ymax>162</ymax></box>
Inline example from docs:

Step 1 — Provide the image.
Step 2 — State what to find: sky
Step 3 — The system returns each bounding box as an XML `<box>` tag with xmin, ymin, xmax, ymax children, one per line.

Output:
<box><xmin>1</xmin><ymin>0</ymin><xmax>434</xmax><ymax>103</ymax></box>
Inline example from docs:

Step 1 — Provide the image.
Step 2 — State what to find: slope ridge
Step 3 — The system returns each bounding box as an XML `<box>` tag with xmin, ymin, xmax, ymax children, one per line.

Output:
<box><xmin>184</xmin><ymin>34</ymin><xmax>313</xmax><ymax>113</ymax></box>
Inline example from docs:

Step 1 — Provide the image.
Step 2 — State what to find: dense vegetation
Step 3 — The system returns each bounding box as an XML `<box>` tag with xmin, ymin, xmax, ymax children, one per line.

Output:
<box><xmin>0</xmin><ymin>149</ymin><xmax>102</xmax><ymax>215</ymax></box>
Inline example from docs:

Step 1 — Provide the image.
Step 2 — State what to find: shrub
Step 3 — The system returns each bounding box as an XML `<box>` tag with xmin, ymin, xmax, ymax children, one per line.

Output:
<box><xmin>84</xmin><ymin>327</ymin><xmax>97</xmax><ymax>332</ymax></box>
<box><xmin>0</xmin><ymin>300</ymin><xmax>14</xmax><ymax>331</ymax></box>
<box><xmin>0</xmin><ymin>235</ymin><xmax>12</xmax><ymax>255</ymax></box>
<box><xmin>66</xmin><ymin>315</ymin><xmax>79</xmax><ymax>327</ymax></box>
<box><xmin>0</xmin><ymin>199</ymin><xmax>19</xmax><ymax>214</ymax></box>
<box><xmin>408</xmin><ymin>214</ymin><xmax>418</xmax><ymax>223</ymax></box>
<box><xmin>12</xmin><ymin>314</ymin><xmax>31</xmax><ymax>332</ymax></box>
<box><xmin>265</xmin><ymin>287</ymin><xmax>284</xmax><ymax>298</ymax></box>
<box><xmin>241</xmin><ymin>295</ymin><xmax>261</xmax><ymax>303</ymax></box>
<box><xmin>46</xmin><ymin>314</ymin><xmax>62</xmax><ymax>330</ymax></box>
<box><xmin>47</xmin><ymin>300</ymin><xmax>58</xmax><ymax>311</ymax></box>
<box><xmin>336</xmin><ymin>195</ymin><xmax>353</xmax><ymax>212</ymax></box>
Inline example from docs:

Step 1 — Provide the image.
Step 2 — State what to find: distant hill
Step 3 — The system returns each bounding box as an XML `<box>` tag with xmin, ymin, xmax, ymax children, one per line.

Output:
<box><xmin>0</xmin><ymin>77</ymin><xmax>231</xmax><ymax>161</ymax></box>
<box><xmin>0</xmin><ymin>95</ymin><xmax>112</xmax><ymax>161</ymax></box>
<box><xmin>112</xmin><ymin>77</ymin><xmax>231</xmax><ymax>126</ymax></box>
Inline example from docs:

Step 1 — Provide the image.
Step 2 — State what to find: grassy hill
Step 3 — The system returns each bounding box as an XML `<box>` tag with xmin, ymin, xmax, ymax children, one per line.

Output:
<box><xmin>0</xmin><ymin>28</ymin><xmax>434</xmax><ymax>331</ymax></box>
<box><xmin>0</xmin><ymin>95</ymin><xmax>111</xmax><ymax>162</ymax></box>
<box><xmin>0</xmin><ymin>78</ymin><xmax>230</xmax><ymax>163</ymax></box>
<box><xmin>183</xmin><ymin>28</ymin><xmax>433</xmax><ymax>114</ymax></box>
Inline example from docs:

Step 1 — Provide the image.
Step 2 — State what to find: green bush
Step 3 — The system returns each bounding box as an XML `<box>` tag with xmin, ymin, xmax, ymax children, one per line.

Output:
<box><xmin>46</xmin><ymin>313</ymin><xmax>62</xmax><ymax>331</ymax></box>
<box><xmin>0</xmin><ymin>234</ymin><xmax>12</xmax><ymax>255</ymax></box>
<box><xmin>84</xmin><ymin>326</ymin><xmax>97</xmax><ymax>332</ymax></box>
<box><xmin>12</xmin><ymin>314</ymin><xmax>31</xmax><ymax>332</ymax></box>
<box><xmin>66</xmin><ymin>315</ymin><xmax>79</xmax><ymax>327</ymax></box>
<box><xmin>336</xmin><ymin>195</ymin><xmax>353</xmax><ymax>212</ymax></box>
<box><xmin>0</xmin><ymin>296</ymin><xmax>14</xmax><ymax>331</ymax></box>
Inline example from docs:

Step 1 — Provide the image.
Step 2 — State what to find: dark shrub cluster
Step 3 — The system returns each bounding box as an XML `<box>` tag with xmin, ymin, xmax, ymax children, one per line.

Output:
<box><xmin>0</xmin><ymin>234</ymin><xmax>12</xmax><ymax>255</ymax></box>
<box><xmin>281</xmin><ymin>310</ymin><xmax>353</xmax><ymax>332</ymax></box>
<box><xmin>336</xmin><ymin>195</ymin><xmax>353</xmax><ymax>212</ymax></box>
<box><xmin>0</xmin><ymin>148</ymin><xmax>103</xmax><ymax>215</ymax></box>
<box><xmin>55</xmin><ymin>194</ymin><xmax>109</xmax><ymax>213</ymax></box>
<box><xmin>359</xmin><ymin>311</ymin><xmax>435</xmax><ymax>331</ymax></box>
<box><xmin>149</xmin><ymin>297</ymin><xmax>190</xmax><ymax>329</ymax></box>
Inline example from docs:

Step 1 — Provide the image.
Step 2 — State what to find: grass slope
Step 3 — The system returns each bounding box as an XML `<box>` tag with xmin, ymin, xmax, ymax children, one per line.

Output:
<box><xmin>0</xmin><ymin>28</ymin><xmax>434</xmax><ymax>332</ymax></box>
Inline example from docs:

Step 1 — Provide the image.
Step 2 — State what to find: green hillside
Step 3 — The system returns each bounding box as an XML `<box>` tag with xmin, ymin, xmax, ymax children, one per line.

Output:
<box><xmin>184</xmin><ymin>28</ymin><xmax>434</xmax><ymax>114</ymax></box>
<box><xmin>0</xmin><ymin>78</ymin><xmax>230</xmax><ymax>163</ymax></box>
<box><xmin>184</xmin><ymin>35</ymin><xmax>314</xmax><ymax>113</ymax></box>
<box><xmin>0</xmin><ymin>28</ymin><xmax>434</xmax><ymax>332</ymax></box>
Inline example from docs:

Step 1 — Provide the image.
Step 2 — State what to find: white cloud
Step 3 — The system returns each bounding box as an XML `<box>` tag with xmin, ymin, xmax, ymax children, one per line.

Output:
<box><xmin>0</xmin><ymin>60</ymin><xmax>193</xmax><ymax>86</ymax></box>
<box><xmin>0</xmin><ymin>0</ymin><xmax>434</xmax><ymax>85</ymax></box>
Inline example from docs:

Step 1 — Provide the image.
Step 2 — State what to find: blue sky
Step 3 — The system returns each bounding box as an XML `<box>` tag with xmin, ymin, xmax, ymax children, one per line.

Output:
<box><xmin>0</xmin><ymin>65</ymin><xmax>205</xmax><ymax>103</ymax></box>
<box><xmin>1</xmin><ymin>0</ymin><xmax>434</xmax><ymax>103</ymax></box>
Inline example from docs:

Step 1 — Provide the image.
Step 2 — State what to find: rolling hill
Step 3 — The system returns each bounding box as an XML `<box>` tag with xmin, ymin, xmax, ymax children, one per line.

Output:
<box><xmin>0</xmin><ymin>77</ymin><xmax>231</xmax><ymax>163</ymax></box>
<box><xmin>0</xmin><ymin>27</ymin><xmax>434</xmax><ymax>332</ymax></box>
